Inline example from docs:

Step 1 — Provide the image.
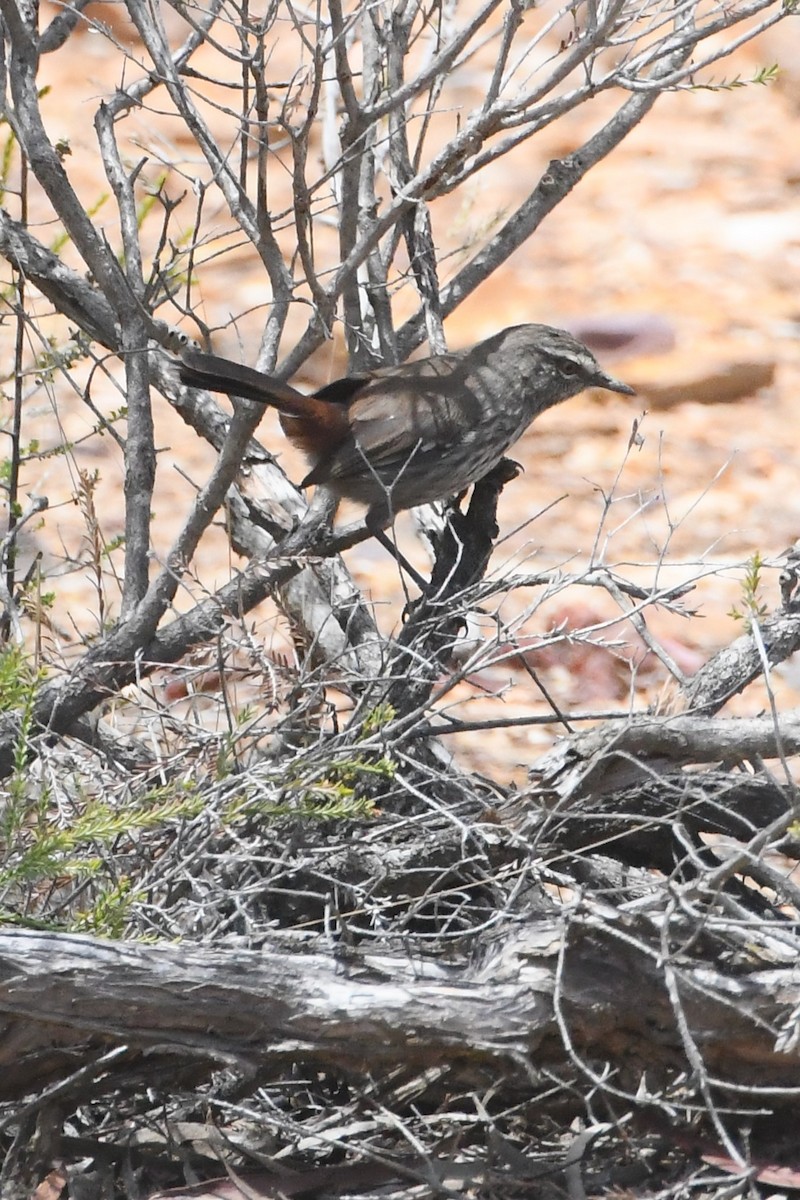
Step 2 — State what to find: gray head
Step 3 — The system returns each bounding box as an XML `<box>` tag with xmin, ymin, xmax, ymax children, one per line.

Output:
<box><xmin>493</xmin><ymin>323</ymin><xmax>636</xmax><ymax>403</ymax></box>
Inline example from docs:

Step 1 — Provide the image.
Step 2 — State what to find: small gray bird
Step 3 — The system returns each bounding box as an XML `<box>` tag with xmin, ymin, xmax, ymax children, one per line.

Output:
<box><xmin>179</xmin><ymin>324</ymin><xmax>634</xmax><ymax>533</ymax></box>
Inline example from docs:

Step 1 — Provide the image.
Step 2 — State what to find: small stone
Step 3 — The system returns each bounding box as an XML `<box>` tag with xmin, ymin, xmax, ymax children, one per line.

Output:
<box><xmin>563</xmin><ymin>313</ymin><xmax>677</xmax><ymax>359</ymax></box>
<box><xmin>628</xmin><ymin>357</ymin><xmax>776</xmax><ymax>407</ymax></box>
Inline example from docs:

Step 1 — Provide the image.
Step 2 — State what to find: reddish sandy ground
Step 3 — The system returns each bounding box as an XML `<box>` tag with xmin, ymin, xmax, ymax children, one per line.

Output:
<box><xmin>6</xmin><ymin>8</ymin><xmax>800</xmax><ymax>781</ymax></box>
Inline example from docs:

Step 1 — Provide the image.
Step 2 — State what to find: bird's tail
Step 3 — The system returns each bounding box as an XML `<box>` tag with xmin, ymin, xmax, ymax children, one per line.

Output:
<box><xmin>179</xmin><ymin>348</ymin><xmax>314</xmax><ymax>419</ymax></box>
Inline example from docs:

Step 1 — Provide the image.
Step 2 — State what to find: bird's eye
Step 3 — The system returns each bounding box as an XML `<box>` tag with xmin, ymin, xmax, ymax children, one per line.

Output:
<box><xmin>560</xmin><ymin>359</ymin><xmax>581</xmax><ymax>377</ymax></box>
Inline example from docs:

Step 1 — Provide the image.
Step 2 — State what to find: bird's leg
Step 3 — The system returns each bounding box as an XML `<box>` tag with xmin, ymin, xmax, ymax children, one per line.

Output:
<box><xmin>282</xmin><ymin>490</ymin><xmax>429</xmax><ymax>592</ymax></box>
<box><xmin>366</xmin><ymin>511</ymin><xmax>430</xmax><ymax>592</ymax></box>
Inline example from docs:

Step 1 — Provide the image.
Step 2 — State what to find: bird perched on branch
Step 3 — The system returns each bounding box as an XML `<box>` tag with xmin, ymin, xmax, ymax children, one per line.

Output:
<box><xmin>179</xmin><ymin>324</ymin><xmax>634</xmax><ymax>536</ymax></box>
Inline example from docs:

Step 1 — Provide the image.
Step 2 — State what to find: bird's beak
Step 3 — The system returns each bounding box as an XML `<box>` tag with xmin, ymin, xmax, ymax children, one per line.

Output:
<box><xmin>597</xmin><ymin>371</ymin><xmax>636</xmax><ymax>396</ymax></box>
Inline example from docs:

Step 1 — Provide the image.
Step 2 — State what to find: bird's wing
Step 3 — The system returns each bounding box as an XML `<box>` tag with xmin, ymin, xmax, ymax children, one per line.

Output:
<box><xmin>310</xmin><ymin>358</ymin><xmax>484</xmax><ymax>484</ymax></box>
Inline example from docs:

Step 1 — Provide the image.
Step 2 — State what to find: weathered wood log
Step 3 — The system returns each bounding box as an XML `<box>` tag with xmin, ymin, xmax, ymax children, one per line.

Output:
<box><xmin>1</xmin><ymin>919</ymin><xmax>797</xmax><ymax>1103</ymax></box>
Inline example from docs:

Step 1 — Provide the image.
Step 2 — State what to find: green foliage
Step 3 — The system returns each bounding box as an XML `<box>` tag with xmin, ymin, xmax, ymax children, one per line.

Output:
<box><xmin>25</xmin><ymin>585</ymin><xmax>54</xmax><ymax>612</ymax></box>
<box><xmin>690</xmin><ymin>63</ymin><xmax>779</xmax><ymax>91</ymax></box>
<box><xmin>243</xmin><ymin>784</ymin><xmax>380</xmax><ymax>821</ymax></box>
<box><xmin>0</xmin><ymin>649</ymin><xmax>393</xmax><ymax>939</ymax></box>
<box><xmin>33</xmin><ymin>336</ymin><xmax>87</xmax><ymax>383</ymax></box>
<box><xmin>0</xmin><ymin>770</ymin><xmax>205</xmax><ymax>935</ymax></box>
<box><xmin>728</xmin><ymin>552</ymin><xmax>768</xmax><ymax>628</ymax></box>
<box><xmin>0</xmin><ymin>128</ymin><xmax>17</xmax><ymax>206</ymax></box>
<box><xmin>277</xmin><ymin>752</ymin><xmax>395</xmax><ymax>818</ymax></box>
<box><xmin>103</xmin><ymin>534</ymin><xmax>126</xmax><ymax>557</ymax></box>
<box><xmin>0</xmin><ymin>648</ymin><xmax>49</xmax><ymax>890</ymax></box>
<box><xmin>0</xmin><ymin>439</ymin><xmax>41</xmax><ymax>482</ymax></box>
<box><xmin>137</xmin><ymin>172</ymin><xmax>169</xmax><ymax>229</ymax></box>
<box><xmin>73</xmin><ymin>878</ymin><xmax>138</xmax><ymax>938</ymax></box>
<box><xmin>0</xmin><ymin>643</ymin><xmax>42</xmax><ymax>713</ymax></box>
<box><xmin>360</xmin><ymin>702</ymin><xmax>396</xmax><ymax>735</ymax></box>
<box><xmin>0</xmin><ymin>728</ymin><xmax>391</xmax><ymax>936</ymax></box>
<box><xmin>214</xmin><ymin>708</ymin><xmax>254</xmax><ymax>779</ymax></box>
<box><xmin>50</xmin><ymin>191</ymin><xmax>109</xmax><ymax>256</ymax></box>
